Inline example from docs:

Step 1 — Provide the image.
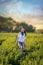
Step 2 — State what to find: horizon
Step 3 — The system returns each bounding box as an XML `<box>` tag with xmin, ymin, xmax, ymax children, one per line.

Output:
<box><xmin>0</xmin><ymin>0</ymin><xmax>43</xmax><ymax>29</ymax></box>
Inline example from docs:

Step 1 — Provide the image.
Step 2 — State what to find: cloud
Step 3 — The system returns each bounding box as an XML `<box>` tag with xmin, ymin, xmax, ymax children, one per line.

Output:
<box><xmin>26</xmin><ymin>4</ymin><xmax>43</xmax><ymax>16</ymax></box>
<box><xmin>5</xmin><ymin>0</ymin><xmax>24</xmax><ymax>16</ymax></box>
<box><xmin>0</xmin><ymin>0</ymin><xmax>5</xmax><ymax>2</ymax></box>
<box><xmin>0</xmin><ymin>0</ymin><xmax>43</xmax><ymax>17</ymax></box>
<box><xmin>0</xmin><ymin>0</ymin><xmax>18</xmax><ymax>2</ymax></box>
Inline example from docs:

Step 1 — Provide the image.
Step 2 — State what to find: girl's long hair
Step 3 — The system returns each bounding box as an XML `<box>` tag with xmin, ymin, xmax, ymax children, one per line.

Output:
<box><xmin>24</xmin><ymin>30</ymin><xmax>26</xmax><ymax>36</ymax></box>
<box><xmin>21</xmin><ymin>30</ymin><xmax>26</xmax><ymax>36</ymax></box>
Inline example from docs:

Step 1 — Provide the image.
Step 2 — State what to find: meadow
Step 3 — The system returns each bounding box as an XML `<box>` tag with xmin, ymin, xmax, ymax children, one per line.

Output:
<box><xmin>0</xmin><ymin>33</ymin><xmax>43</xmax><ymax>65</ymax></box>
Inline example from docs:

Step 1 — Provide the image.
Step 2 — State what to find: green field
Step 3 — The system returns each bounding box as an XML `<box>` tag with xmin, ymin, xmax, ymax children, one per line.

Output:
<box><xmin>0</xmin><ymin>33</ymin><xmax>43</xmax><ymax>65</ymax></box>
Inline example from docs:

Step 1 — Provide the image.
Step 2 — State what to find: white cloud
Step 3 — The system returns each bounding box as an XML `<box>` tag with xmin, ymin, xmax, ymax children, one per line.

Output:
<box><xmin>5</xmin><ymin>0</ymin><xmax>24</xmax><ymax>16</ymax></box>
<box><xmin>1</xmin><ymin>0</ymin><xmax>43</xmax><ymax>18</ymax></box>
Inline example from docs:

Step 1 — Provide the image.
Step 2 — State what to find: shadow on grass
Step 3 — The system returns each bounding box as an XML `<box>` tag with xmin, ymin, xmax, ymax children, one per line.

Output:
<box><xmin>8</xmin><ymin>50</ymin><xmax>30</xmax><ymax>65</ymax></box>
<box><xmin>0</xmin><ymin>39</ymin><xmax>5</xmax><ymax>45</ymax></box>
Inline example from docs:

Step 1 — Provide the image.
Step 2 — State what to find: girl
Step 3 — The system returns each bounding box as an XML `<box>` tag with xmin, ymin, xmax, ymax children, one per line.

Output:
<box><xmin>17</xmin><ymin>27</ymin><xmax>26</xmax><ymax>51</ymax></box>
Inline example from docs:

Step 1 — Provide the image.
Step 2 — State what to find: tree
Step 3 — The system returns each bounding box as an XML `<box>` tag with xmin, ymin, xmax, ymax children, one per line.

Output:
<box><xmin>16</xmin><ymin>22</ymin><xmax>35</xmax><ymax>32</ymax></box>
<box><xmin>0</xmin><ymin>16</ymin><xmax>35</xmax><ymax>32</ymax></box>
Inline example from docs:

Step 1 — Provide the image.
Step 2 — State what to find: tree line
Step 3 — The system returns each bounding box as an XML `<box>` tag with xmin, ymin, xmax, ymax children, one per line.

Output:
<box><xmin>0</xmin><ymin>16</ymin><xmax>35</xmax><ymax>32</ymax></box>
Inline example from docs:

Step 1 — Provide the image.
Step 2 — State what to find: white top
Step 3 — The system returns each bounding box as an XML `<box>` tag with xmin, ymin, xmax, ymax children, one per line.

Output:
<box><xmin>18</xmin><ymin>32</ymin><xmax>26</xmax><ymax>42</ymax></box>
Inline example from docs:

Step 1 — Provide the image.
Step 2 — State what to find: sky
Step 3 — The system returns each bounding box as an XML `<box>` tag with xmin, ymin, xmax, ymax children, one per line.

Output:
<box><xmin>0</xmin><ymin>0</ymin><xmax>43</xmax><ymax>29</ymax></box>
<box><xmin>0</xmin><ymin>0</ymin><xmax>43</xmax><ymax>16</ymax></box>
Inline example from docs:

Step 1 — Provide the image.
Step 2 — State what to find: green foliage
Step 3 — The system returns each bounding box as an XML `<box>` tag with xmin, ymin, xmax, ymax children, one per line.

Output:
<box><xmin>15</xmin><ymin>22</ymin><xmax>35</xmax><ymax>32</ymax></box>
<box><xmin>0</xmin><ymin>16</ymin><xmax>35</xmax><ymax>32</ymax></box>
<box><xmin>0</xmin><ymin>33</ymin><xmax>43</xmax><ymax>65</ymax></box>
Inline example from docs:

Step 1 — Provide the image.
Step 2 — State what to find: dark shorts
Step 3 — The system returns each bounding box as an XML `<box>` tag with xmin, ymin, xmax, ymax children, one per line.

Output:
<box><xmin>18</xmin><ymin>42</ymin><xmax>24</xmax><ymax>46</ymax></box>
